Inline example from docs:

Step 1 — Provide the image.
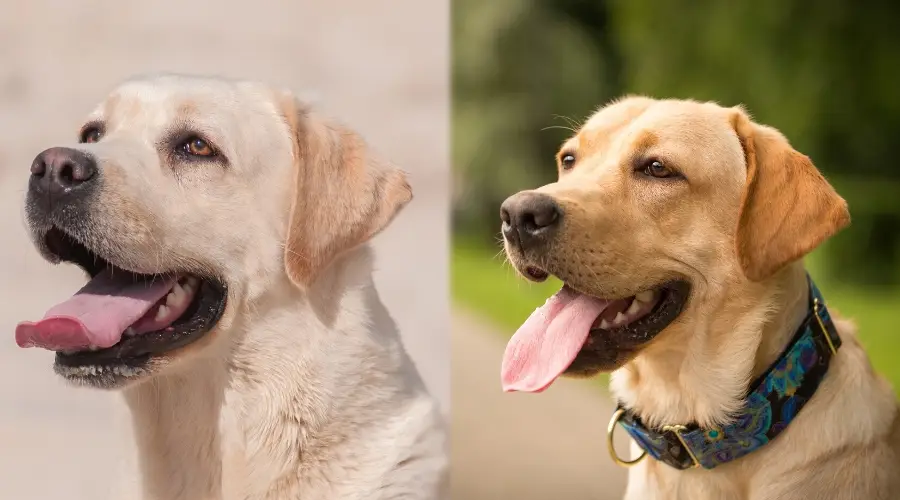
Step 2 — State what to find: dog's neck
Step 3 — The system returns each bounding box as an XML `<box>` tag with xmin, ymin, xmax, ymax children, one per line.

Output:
<box><xmin>123</xmin><ymin>245</ymin><xmax>425</xmax><ymax>499</ymax></box>
<box><xmin>610</xmin><ymin>262</ymin><xmax>810</xmax><ymax>429</ymax></box>
<box><xmin>123</xmin><ymin>358</ymin><xmax>228</xmax><ymax>500</ymax></box>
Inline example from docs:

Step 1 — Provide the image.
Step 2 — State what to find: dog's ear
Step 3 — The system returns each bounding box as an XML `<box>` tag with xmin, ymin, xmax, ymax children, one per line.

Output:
<box><xmin>277</xmin><ymin>95</ymin><xmax>412</xmax><ymax>288</ymax></box>
<box><xmin>730</xmin><ymin>108</ymin><xmax>849</xmax><ymax>282</ymax></box>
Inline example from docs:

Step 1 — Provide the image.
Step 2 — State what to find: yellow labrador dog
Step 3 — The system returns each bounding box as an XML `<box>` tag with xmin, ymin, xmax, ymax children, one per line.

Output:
<box><xmin>15</xmin><ymin>74</ymin><xmax>447</xmax><ymax>500</ymax></box>
<box><xmin>500</xmin><ymin>97</ymin><xmax>900</xmax><ymax>499</ymax></box>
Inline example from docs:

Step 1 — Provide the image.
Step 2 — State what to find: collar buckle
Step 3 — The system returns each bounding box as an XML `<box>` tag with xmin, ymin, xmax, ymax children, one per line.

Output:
<box><xmin>660</xmin><ymin>424</ymin><xmax>701</xmax><ymax>469</ymax></box>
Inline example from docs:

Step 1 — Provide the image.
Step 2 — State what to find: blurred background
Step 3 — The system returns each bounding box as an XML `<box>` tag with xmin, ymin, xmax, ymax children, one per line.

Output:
<box><xmin>0</xmin><ymin>1</ymin><xmax>448</xmax><ymax>499</ymax></box>
<box><xmin>451</xmin><ymin>0</ymin><xmax>900</xmax><ymax>498</ymax></box>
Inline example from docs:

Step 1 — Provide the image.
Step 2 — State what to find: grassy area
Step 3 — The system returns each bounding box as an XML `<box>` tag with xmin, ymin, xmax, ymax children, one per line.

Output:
<box><xmin>452</xmin><ymin>237</ymin><xmax>900</xmax><ymax>393</ymax></box>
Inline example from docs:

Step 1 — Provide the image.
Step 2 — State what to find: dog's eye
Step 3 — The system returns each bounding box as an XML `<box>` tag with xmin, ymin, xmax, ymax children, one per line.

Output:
<box><xmin>181</xmin><ymin>137</ymin><xmax>216</xmax><ymax>157</ymax></box>
<box><xmin>641</xmin><ymin>160</ymin><xmax>677</xmax><ymax>179</ymax></box>
<box><xmin>79</xmin><ymin>126</ymin><xmax>103</xmax><ymax>144</ymax></box>
<box><xmin>560</xmin><ymin>153</ymin><xmax>576</xmax><ymax>170</ymax></box>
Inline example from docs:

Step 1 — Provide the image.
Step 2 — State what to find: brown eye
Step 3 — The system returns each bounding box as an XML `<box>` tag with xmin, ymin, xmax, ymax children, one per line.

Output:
<box><xmin>182</xmin><ymin>137</ymin><xmax>216</xmax><ymax>157</ymax></box>
<box><xmin>560</xmin><ymin>153</ymin><xmax>576</xmax><ymax>170</ymax></box>
<box><xmin>80</xmin><ymin>127</ymin><xmax>103</xmax><ymax>144</ymax></box>
<box><xmin>641</xmin><ymin>160</ymin><xmax>677</xmax><ymax>179</ymax></box>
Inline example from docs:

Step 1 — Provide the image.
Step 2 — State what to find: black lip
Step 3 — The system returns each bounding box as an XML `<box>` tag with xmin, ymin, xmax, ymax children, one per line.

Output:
<box><xmin>36</xmin><ymin>226</ymin><xmax>228</xmax><ymax>370</ymax></box>
<box><xmin>564</xmin><ymin>279</ymin><xmax>691</xmax><ymax>375</ymax></box>
<box><xmin>54</xmin><ymin>279</ymin><xmax>227</xmax><ymax>368</ymax></box>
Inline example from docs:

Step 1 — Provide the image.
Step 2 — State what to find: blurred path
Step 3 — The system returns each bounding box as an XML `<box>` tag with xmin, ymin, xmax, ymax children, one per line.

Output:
<box><xmin>451</xmin><ymin>308</ymin><xmax>627</xmax><ymax>499</ymax></box>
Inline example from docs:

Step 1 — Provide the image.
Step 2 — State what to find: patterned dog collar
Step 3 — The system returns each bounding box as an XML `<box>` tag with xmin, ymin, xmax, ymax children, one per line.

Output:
<box><xmin>610</xmin><ymin>275</ymin><xmax>841</xmax><ymax>470</ymax></box>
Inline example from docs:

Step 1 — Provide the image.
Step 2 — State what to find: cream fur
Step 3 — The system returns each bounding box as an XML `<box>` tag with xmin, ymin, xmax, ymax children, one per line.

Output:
<box><xmin>28</xmin><ymin>74</ymin><xmax>448</xmax><ymax>499</ymax></box>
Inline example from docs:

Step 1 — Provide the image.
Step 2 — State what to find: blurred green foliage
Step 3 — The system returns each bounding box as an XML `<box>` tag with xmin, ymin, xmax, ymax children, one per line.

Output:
<box><xmin>453</xmin><ymin>0</ymin><xmax>900</xmax><ymax>286</ymax></box>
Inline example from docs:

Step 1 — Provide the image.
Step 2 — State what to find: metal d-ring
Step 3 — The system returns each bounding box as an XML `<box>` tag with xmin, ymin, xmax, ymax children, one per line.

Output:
<box><xmin>607</xmin><ymin>408</ymin><xmax>647</xmax><ymax>467</ymax></box>
<box><xmin>813</xmin><ymin>297</ymin><xmax>838</xmax><ymax>355</ymax></box>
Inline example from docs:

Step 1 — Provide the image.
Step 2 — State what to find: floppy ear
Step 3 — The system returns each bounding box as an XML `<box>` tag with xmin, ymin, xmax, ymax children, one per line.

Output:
<box><xmin>278</xmin><ymin>96</ymin><xmax>413</xmax><ymax>288</ymax></box>
<box><xmin>731</xmin><ymin>108</ymin><xmax>850</xmax><ymax>282</ymax></box>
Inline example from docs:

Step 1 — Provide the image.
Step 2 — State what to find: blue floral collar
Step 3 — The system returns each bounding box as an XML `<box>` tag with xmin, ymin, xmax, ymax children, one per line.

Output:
<box><xmin>613</xmin><ymin>275</ymin><xmax>841</xmax><ymax>470</ymax></box>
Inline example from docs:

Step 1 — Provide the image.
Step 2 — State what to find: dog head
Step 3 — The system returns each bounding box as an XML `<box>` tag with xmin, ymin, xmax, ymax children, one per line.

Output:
<box><xmin>16</xmin><ymin>74</ymin><xmax>411</xmax><ymax>389</ymax></box>
<box><xmin>500</xmin><ymin>96</ymin><xmax>848</xmax><ymax>391</ymax></box>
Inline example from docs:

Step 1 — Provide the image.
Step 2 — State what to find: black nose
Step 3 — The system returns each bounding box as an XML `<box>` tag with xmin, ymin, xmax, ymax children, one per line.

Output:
<box><xmin>29</xmin><ymin>147</ymin><xmax>98</xmax><ymax>204</ymax></box>
<box><xmin>500</xmin><ymin>192</ymin><xmax>562</xmax><ymax>250</ymax></box>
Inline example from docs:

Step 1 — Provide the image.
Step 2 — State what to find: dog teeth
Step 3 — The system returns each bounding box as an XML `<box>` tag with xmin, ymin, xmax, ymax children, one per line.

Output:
<box><xmin>155</xmin><ymin>304</ymin><xmax>170</xmax><ymax>322</ymax></box>
<box><xmin>613</xmin><ymin>312</ymin><xmax>627</xmax><ymax>325</ymax></box>
<box><xmin>635</xmin><ymin>290</ymin><xmax>654</xmax><ymax>303</ymax></box>
<box><xmin>626</xmin><ymin>299</ymin><xmax>642</xmax><ymax>315</ymax></box>
<box><xmin>182</xmin><ymin>277</ymin><xmax>198</xmax><ymax>295</ymax></box>
<box><xmin>124</xmin><ymin>327</ymin><xmax>137</xmax><ymax>337</ymax></box>
<box><xmin>165</xmin><ymin>277</ymin><xmax>198</xmax><ymax>310</ymax></box>
<box><xmin>167</xmin><ymin>284</ymin><xmax>186</xmax><ymax>307</ymax></box>
<box><xmin>599</xmin><ymin>318</ymin><xmax>611</xmax><ymax>329</ymax></box>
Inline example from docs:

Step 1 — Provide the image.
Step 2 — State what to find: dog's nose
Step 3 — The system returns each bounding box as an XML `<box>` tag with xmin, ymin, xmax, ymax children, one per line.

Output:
<box><xmin>500</xmin><ymin>192</ymin><xmax>562</xmax><ymax>250</ymax></box>
<box><xmin>29</xmin><ymin>147</ymin><xmax>98</xmax><ymax>202</ymax></box>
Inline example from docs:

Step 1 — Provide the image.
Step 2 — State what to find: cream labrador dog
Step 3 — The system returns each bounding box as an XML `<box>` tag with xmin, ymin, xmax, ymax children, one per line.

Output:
<box><xmin>14</xmin><ymin>74</ymin><xmax>447</xmax><ymax>500</ymax></box>
<box><xmin>499</xmin><ymin>97</ymin><xmax>900</xmax><ymax>499</ymax></box>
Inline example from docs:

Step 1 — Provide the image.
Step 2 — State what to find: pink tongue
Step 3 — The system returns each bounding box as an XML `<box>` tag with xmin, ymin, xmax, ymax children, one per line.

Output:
<box><xmin>501</xmin><ymin>287</ymin><xmax>610</xmax><ymax>392</ymax></box>
<box><xmin>15</xmin><ymin>269</ymin><xmax>177</xmax><ymax>351</ymax></box>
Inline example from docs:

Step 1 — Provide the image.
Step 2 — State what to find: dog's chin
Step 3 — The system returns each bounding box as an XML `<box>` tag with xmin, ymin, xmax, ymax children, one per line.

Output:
<box><xmin>52</xmin><ymin>325</ymin><xmax>227</xmax><ymax>390</ymax></box>
<box><xmin>35</xmin><ymin>226</ymin><xmax>229</xmax><ymax>390</ymax></box>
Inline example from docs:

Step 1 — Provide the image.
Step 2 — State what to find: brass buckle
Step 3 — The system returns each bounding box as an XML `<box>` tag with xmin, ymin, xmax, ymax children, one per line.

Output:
<box><xmin>607</xmin><ymin>408</ymin><xmax>647</xmax><ymax>467</ymax></box>
<box><xmin>813</xmin><ymin>297</ymin><xmax>838</xmax><ymax>355</ymax></box>
<box><xmin>661</xmin><ymin>424</ymin><xmax>701</xmax><ymax>469</ymax></box>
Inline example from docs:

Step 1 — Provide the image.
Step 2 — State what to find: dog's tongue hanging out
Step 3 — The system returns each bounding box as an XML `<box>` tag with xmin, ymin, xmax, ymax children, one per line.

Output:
<box><xmin>501</xmin><ymin>286</ymin><xmax>610</xmax><ymax>392</ymax></box>
<box><xmin>15</xmin><ymin>269</ymin><xmax>180</xmax><ymax>351</ymax></box>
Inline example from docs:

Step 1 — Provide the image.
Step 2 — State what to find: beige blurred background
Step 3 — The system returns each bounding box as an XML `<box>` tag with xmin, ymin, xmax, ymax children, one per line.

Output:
<box><xmin>0</xmin><ymin>2</ymin><xmax>448</xmax><ymax>498</ymax></box>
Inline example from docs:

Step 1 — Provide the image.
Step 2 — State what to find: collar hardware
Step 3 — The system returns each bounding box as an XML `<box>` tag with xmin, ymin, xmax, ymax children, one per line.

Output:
<box><xmin>813</xmin><ymin>297</ymin><xmax>838</xmax><ymax>355</ymax></box>
<box><xmin>660</xmin><ymin>424</ymin><xmax>702</xmax><ymax>469</ymax></box>
<box><xmin>608</xmin><ymin>275</ymin><xmax>841</xmax><ymax>471</ymax></box>
<box><xmin>606</xmin><ymin>408</ymin><xmax>647</xmax><ymax>467</ymax></box>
